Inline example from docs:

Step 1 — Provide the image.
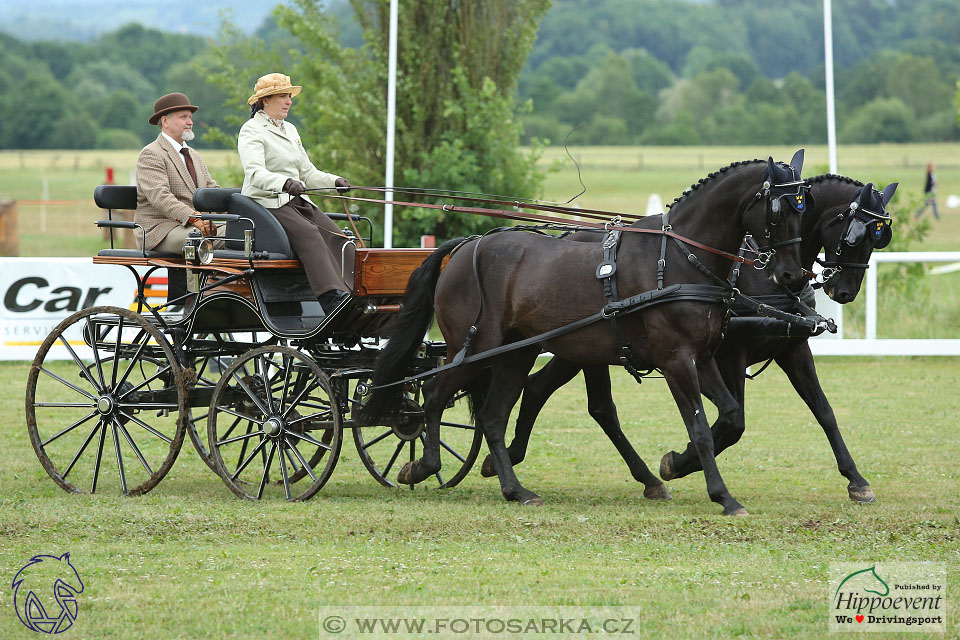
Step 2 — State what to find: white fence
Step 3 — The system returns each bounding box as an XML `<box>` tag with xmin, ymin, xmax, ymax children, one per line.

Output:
<box><xmin>810</xmin><ymin>251</ymin><xmax>960</xmax><ymax>356</ymax></box>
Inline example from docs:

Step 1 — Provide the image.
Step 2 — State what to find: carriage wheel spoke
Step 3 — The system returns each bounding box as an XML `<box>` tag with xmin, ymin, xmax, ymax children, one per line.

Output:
<box><xmin>112</xmin><ymin>422</ymin><xmax>128</xmax><ymax>494</ymax></box>
<box><xmin>286</xmin><ymin>411</ymin><xmax>330</xmax><ymax>426</ymax></box>
<box><xmin>256</xmin><ymin>441</ymin><xmax>278</xmax><ymax>499</ymax></box>
<box><xmin>59</xmin><ymin>335</ymin><xmax>102</xmax><ymax>394</ymax></box>
<box><xmin>34</xmin><ymin>402</ymin><xmax>96</xmax><ymax>408</ymax></box>
<box><xmin>85</xmin><ymin>317</ymin><xmax>107</xmax><ymax>389</ymax></box>
<box><xmin>62</xmin><ymin>420</ymin><xmax>103</xmax><ymax>480</ymax></box>
<box><xmin>117</xmin><ymin>410</ymin><xmax>173</xmax><ymax>444</ymax></box>
<box><xmin>39</xmin><ymin>366</ymin><xmax>98</xmax><ymax>401</ymax></box>
<box><xmin>360</xmin><ymin>428</ymin><xmax>393</xmax><ymax>450</ymax></box>
<box><xmin>231</xmin><ymin>436</ymin><xmax>268</xmax><ymax>481</ymax></box>
<box><xmin>217</xmin><ymin>430</ymin><xmax>265</xmax><ymax>447</ymax></box>
<box><xmin>118</xmin><ymin>363</ymin><xmax>172</xmax><ymax>400</ymax></box>
<box><xmin>111</xmin><ymin>316</ymin><xmax>124</xmax><ymax>388</ymax></box>
<box><xmin>115</xmin><ymin>329</ymin><xmax>151</xmax><ymax>389</ymax></box>
<box><xmin>439</xmin><ymin>421</ymin><xmax>476</xmax><ymax>431</ymax></box>
<box><xmin>439</xmin><ymin>437</ymin><xmax>467</xmax><ymax>464</ymax></box>
<box><xmin>279</xmin><ymin>353</ymin><xmax>294</xmax><ymax>414</ymax></box>
<box><xmin>278</xmin><ymin>443</ymin><xmax>291</xmax><ymax>500</ymax></box>
<box><xmin>408</xmin><ymin>441</ymin><xmax>417</xmax><ymax>489</ymax></box>
<box><xmin>235</xmin><ymin>422</ymin><xmax>254</xmax><ymax>471</ymax></box>
<box><xmin>287</xmin><ymin>430</ymin><xmax>331</xmax><ymax>451</ymax></box>
<box><xmin>287</xmin><ymin>440</ymin><xmax>318</xmax><ymax>482</ymax></box>
<box><xmin>42</xmin><ymin>411</ymin><xmax>99</xmax><ymax>447</ymax></box>
<box><xmin>219</xmin><ymin>414</ymin><xmax>243</xmax><ymax>441</ymax></box>
<box><xmin>257</xmin><ymin>355</ymin><xmax>278</xmax><ymax>408</ymax></box>
<box><xmin>231</xmin><ymin>370</ymin><xmax>270</xmax><ymax>416</ymax></box>
<box><xmin>281</xmin><ymin>378</ymin><xmax>321</xmax><ymax>419</ymax></box>
<box><xmin>382</xmin><ymin>441</ymin><xmax>404</xmax><ymax>478</ymax></box>
<box><xmin>115</xmin><ymin>418</ymin><xmax>153</xmax><ymax>475</ymax></box>
<box><xmin>216</xmin><ymin>405</ymin><xmax>264</xmax><ymax>425</ymax></box>
<box><xmin>90</xmin><ymin>421</ymin><xmax>108</xmax><ymax>493</ymax></box>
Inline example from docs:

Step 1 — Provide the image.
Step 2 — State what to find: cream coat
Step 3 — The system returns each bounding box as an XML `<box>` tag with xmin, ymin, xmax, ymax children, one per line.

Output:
<box><xmin>135</xmin><ymin>135</ymin><xmax>218</xmax><ymax>250</ymax></box>
<box><xmin>238</xmin><ymin>111</ymin><xmax>341</xmax><ymax>209</ymax></box>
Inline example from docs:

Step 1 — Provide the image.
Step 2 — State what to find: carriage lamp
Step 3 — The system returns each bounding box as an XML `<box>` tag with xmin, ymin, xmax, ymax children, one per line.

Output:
<box><xmin>183</xmin><ymin>228</ymin><xmax>215</xmax><ymax>265</ymax></box>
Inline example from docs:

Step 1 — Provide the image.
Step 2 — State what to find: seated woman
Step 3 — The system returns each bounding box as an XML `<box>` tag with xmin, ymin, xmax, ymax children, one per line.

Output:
<box><xmin>238</xmin><ymin>72</ymin><xmax>353</xmax><ymax>315</ymax></box>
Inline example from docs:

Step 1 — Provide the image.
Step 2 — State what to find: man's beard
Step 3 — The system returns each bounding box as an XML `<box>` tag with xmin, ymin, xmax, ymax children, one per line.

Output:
<box><xmin>181</xmin><ymin>129</ymin><xmax>195</xmax><ymax>142</ymax></box>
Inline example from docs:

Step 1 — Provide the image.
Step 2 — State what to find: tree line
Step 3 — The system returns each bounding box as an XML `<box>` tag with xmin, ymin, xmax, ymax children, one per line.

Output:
<box><xmin>1</xmin><ymin>0</ymin><xmax>959</xmax><ymax>152</ymax></box>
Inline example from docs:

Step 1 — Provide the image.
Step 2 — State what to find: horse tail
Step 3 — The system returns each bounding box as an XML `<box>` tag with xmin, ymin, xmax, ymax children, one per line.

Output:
<box><xmin>363</xmin><ymin>237</ymin><xmax>468</xmax><ymax>419</ymax></box>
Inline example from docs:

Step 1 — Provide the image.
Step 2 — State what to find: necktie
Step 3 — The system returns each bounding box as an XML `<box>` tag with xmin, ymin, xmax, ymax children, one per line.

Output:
<box><xmin>180</xmin><ymin>148</ymin><xmax>198</xmax><ymax>188</ymax></box>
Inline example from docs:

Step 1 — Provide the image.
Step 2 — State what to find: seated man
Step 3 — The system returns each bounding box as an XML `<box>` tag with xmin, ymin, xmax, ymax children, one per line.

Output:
<box><xmin>135</xmin><ymin>92</ymin><xmax>223</xmax><ymax>253</ymax></box>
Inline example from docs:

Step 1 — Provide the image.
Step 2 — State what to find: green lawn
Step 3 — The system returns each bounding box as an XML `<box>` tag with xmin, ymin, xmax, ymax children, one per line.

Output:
<box><xmin>1</xmin><ymin>356</ymin><xmax>957</xmax><ymax>638</ymax></box>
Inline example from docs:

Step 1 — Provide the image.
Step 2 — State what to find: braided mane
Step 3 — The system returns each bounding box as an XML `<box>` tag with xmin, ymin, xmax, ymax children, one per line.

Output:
<box><xmin>807</xmin><ymin>173</ymin><xmax>864</xmax><ymax>187</ymax></box>
<box><xmin>666</xmin><ymin>159</ymin><xmax>766</xmax><ymax>210</ymax></box>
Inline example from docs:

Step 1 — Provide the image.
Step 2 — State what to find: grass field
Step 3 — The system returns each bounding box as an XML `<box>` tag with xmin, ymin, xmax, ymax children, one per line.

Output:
<box><xmin>1</xmin><ymin>356</ymin><xmax>957</xmax><ymax>638</ymax></box>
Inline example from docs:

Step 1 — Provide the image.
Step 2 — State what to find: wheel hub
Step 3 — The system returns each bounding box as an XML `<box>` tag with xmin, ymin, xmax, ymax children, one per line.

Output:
<box><xmin>392</xmin><ymin>398</ymin><xmax>425</xmax><ymax>441</ymax></box>
<box><xmin>265</xmin><ymin>416</ymin><xmax>285</xmax><ymax>439</ymax></box>
<box><xmin>96</xmin><ymin>395</ymin><xmax>115</xmax><ymax>416</ymax></box>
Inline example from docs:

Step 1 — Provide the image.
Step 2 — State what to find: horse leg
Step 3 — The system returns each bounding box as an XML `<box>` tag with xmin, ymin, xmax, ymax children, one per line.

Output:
<box><xmin>775</xmin><ymin>342</ymin><xmax>876</xmax><ymax>503</ymax></box>
<box><xmin>661</xmin><ymin>353</ymin><xmax>745</xmax><ymax>480</ymax></box>
<box><xmin>660</xmin><ymin>356</ymin><xmax>746</xmax><ymax>515</ymax></box>
<box><xmin>581</xmin><ymin>365</ymin><xmax>670</xmax><ymax>500</ymax></box>
<box><xmin>480</xmin><ymin>356</ymin><xmax>580</xmax><ymax>477</ymax></box>
<box><xmin>480</xmin><ymin>350</ymin><xmax>544</xmax><ymax>505</ymax></box>
<box><xmin>397</xmin><ymin>368</ymin><xmax>472</xmax><ymax>485</ymax></box>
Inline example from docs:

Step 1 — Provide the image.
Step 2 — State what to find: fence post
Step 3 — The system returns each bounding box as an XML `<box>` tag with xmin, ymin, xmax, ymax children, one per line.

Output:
<box><xmin>0</xmin><ymin>199</ymin><xmax>19</xmax><ymax>256</ymax></box>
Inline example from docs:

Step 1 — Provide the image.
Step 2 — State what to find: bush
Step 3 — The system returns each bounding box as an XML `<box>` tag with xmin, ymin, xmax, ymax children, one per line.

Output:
<box><xmin>95</xmin><ymin>128</ymin><xmax>144</xmax><ymax>149</ymax></box>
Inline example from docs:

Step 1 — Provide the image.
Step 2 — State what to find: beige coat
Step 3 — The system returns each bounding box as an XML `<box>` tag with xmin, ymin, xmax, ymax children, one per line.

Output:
<box><xmin>135</xmin><ymin>135</ymin><xmax>218</xmax><ymax>250</ymax></box>
<box><xmin>238</xmin><ymin>111</ymin><xmax>340</xmax><ymax>209</ymax></box>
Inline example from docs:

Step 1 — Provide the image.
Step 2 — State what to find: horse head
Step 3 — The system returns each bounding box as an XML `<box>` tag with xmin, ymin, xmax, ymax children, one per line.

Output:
<box><xmin>12</xmin><ymin>553</ymin><xmax>84</xmax><ymax>633</ymax></box>
<box><xmin>741</xmin><ymin>149</ymin><xmax>807</xmax><ymax>289</ymax></box>
<box><xmin>816</xmin><ymin>181</ymin><xmax>897</xmax><ymax>303</ymax></box>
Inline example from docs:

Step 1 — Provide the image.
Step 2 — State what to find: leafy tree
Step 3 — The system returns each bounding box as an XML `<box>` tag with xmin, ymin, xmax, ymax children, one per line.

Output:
<box><xmin>622</xmin><ymin>48</ymin><xmax>674</xmax><ymax>94</ymax></box>
<box><xmin>840</xmin><ymin>97</ymin><xmax>914</xmax><ymax>143</ymax></box>
<box><xmin>885</xmin><ymin>53</ymin><xmax>952</xmax><ymax>119</ymax></box>
<box><xmin>49</xmin><ymin>114</ymin><xmax>97</xmax><ymax>149</ymax></box>
<box><xmin>204</xmin><ymin>0</ymin><xmax>549</xmax><ymax>246</ymax></box>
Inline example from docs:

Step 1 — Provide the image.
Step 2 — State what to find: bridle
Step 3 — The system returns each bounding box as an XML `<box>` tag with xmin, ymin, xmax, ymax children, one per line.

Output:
<box><xmin>814</xmin><ymin>189</ymin><xmax>892</xmax><ymax>285</ymax></box>
<box><xmin>748</xmin><ymin>164</ymin><xmax>807</xmax><ymax>270</ymax></box>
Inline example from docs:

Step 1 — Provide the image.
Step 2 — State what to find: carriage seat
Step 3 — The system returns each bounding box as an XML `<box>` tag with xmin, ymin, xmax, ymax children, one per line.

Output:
<box><xmin>93</xmin><ymin>184</ymin><xmax>180</xmax><ymax>258</ymax></box>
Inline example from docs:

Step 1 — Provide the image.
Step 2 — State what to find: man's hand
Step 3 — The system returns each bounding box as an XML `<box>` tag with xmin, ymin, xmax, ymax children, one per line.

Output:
<box><xmin>283</xmin><ymin>178</ymin><xmax>306</xmax><ymax>199</ymax></box>
<box><xmin>335</xmin><ymin>177</ymin><xmax>351</xmax><ymax>194</ymax></box>
<box><xmin>188</xmin><ymin>216</ymin><xmax>216</xmax><ymax>236</ymax></box>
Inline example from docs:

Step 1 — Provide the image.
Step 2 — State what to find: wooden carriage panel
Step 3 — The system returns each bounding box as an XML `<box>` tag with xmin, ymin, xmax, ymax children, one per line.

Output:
<box><xmin>352</xmin><ymin>248</ymin><xmax>446</xmax><ymax>297</ymax></box>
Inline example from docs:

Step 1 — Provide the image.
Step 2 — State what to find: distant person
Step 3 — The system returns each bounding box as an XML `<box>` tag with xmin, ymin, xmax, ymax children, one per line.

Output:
<box><xmin>238</xmin><ymin>72</ymin><xmax>353</xmax><ymax>316</ymax></box>
<box><xmin>136</xmin><ymin>92</ymin><xmax>223</xmax><ymax>252</ymax></box>
<box><xmin>915</xmin><ymin>162</ymin><xmax>939</xmax><ymax>220</ymax></box>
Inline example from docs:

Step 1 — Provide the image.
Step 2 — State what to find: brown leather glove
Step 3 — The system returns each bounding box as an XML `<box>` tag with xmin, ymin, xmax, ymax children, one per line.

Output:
<box><xmin>335</xmin><ymin>177</ymin><xmax>351</xmax><ymax>194</ymax></box>
<box><xmin>283</xmin><ymin>178</ymin><xmax>306</xmax><ymax>198</ymax></box>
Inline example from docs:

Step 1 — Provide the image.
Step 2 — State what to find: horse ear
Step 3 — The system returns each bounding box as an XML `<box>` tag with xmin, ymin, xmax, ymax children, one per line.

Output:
<box><xmin>881</xmin><ymin>182</ymin><xmax>899</xmax><ymax>206</ymax></box>
<box><xmin>790</xmin><ymin>149</ymin><xmax>805</xmax><ymax>176</ymax></box>
<box><xmin>766</xmin><ymin>156</ymin><xmax>776</xmax><ymax>174</ymax></box>
<box><xmin>60</xmin><ymin>552</ymin><xmax>71</xmax><ymax>562</ymax></box>
<box><xmin>858</xmin><ymin>182</ymin><xmax>874</xmax><ymax>204</ymax></box>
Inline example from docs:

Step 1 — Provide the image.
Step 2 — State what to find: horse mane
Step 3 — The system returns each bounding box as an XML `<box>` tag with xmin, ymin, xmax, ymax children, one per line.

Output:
<box><xmin>666</xmin><ymin>159</ymin><xmax>766</xmax><ymax>210</ymax></box>
<box><xmin>807</xmin><ymin>173</ymin><xmax>864</xmax><ymax>187</ymax></box>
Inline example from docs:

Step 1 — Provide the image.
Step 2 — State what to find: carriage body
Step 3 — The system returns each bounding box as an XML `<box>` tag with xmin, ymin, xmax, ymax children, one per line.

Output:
<box><xmin>24</xmin><ymin>186</ymin><xmax>480</xmax><ymax>500</ymax></box>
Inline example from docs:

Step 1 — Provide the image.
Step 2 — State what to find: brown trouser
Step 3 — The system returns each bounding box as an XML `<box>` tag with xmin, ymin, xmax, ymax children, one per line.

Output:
<box><xmin>268</xmin><ymin>198</ymin><xmax>354</xmax><ymax>296</ymax></box>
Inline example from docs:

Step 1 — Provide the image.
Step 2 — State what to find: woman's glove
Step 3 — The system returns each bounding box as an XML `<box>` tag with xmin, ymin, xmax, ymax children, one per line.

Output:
<box><xmin>335</xmin><ymin>177</ymin><xmax>351</xmax><ymax>194</ymax></box>
<box><xmin>283</xmin><ymin>178</ymin><xmax>306</xmax><ymax>198</ymax></box>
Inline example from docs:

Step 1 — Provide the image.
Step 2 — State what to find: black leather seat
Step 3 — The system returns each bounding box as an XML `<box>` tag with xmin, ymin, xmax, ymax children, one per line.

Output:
<box><xmin>93</xmin><ymin>185</ymin><xmax>179</xmax><ymax>258</ymax></box>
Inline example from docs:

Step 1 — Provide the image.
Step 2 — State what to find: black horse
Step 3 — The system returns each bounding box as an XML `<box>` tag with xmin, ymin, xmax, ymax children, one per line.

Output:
<box><xmin>480</xmin><ymin>175</ymin><xmax>897</xmax><ymax>505</ymax></box>
<box><xmin>366</xmin><ymin>154</ymin><xmax>807</xmax><ymax>515</ymax></box>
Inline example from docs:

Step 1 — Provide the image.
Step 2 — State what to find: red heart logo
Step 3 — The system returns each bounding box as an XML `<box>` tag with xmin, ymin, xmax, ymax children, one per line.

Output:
<box><xmin>856</xmin><ymin>615</ymin><xmax>864</xmax><ymax>623</ymax></box>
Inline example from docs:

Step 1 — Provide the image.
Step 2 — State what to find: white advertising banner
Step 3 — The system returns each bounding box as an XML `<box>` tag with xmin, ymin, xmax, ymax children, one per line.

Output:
<box><xmin>0</xmin><ymin>258</ymin><xmax>168</xmax><ymax>361</ymax></box>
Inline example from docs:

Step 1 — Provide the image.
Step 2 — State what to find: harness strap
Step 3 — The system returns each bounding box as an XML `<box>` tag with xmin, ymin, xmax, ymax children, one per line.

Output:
<box><xmin>657</xmin><ymin>209</ymin><xmax>670</xmax><ymax>290</ymax></box>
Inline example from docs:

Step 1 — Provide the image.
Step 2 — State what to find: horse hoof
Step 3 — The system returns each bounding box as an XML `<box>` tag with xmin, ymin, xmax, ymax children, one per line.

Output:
<box><xmin>643</xmin><ymin>483</ymin><xmax>672</xmax><ymax>501</ymax></box>
<box><xmin>521</xmin><ymin>496</ymin><xmax>544</xmax><ymax>506</ymax></box>
<box><xmin>849</xmin><ymin>485</ymin><xmax>877</xmax><ymax>504</ymax></box>
<box><xmin>724</xmin><ymin>506</ymin><xmax>749</xmax><ymax>516</ymax></box>
<box><xmin>480</xmin><ymin>454</ymin><xmax>497</xmax><ymax>478</ymax></box>
<box><xmin>397</xmin><ymin>461</ymin><xmax>415</xmax><ymax>485</ymax></box>
<box><xmin>659</xmin><ymin>452</ymin><xmax>679</xmax><ymax>481</ymax></box>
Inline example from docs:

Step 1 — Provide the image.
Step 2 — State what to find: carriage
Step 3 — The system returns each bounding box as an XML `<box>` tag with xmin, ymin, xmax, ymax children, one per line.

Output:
<box><xmin>25</xmin><ymin>185</ymin><xmax>482</xmax><ymax>500</ymax></box>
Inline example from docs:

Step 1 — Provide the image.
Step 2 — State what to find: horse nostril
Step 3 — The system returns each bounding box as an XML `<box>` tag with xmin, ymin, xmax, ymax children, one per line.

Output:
<box><xmin>781</xmin><ymin>271</ymin><xmax>796</xmax><ymax>285</ymax></box>
<box><xmin>836</xmin><ymin>291</ymin><xmax>851</xmax><ymax>304</ymax></box>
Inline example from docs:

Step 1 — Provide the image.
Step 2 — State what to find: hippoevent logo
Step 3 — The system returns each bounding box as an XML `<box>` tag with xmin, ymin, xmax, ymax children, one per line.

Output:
<box><xmin>830</xmin><ymin>562</ymin><xmax>945</xmax><ymax>633</ymax></box>
<box><xmin>11</xmin><ymin>553</ymin><xmax>84</xmax><ymax>634</ymax></box>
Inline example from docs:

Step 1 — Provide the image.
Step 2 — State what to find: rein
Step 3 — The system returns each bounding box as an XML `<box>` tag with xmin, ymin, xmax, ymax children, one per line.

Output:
<box><xmin>309</xmin><ymin>188</ymin><xmax>761</xmax><ymax>267</ymax></box>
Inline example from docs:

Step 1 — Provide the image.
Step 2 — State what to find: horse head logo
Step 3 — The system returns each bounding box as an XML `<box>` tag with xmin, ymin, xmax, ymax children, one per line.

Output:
<box><xmin>835</xmin><ymin>565</ymin><xmax>890</xmax><ymax>598</ymax></box>
<box><xmin>12</xmin><ymin>553</ymin><xmax>84</xmax><ymax>634</ymax></box>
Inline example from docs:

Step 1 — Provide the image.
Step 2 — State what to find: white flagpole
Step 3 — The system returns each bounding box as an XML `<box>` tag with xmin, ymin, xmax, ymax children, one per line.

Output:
<box><xmin>384</xmin><ymin>0</ymin><xmax>398</xmax><ymax>248</ymax></box>
<box><xmin>824</xmin><ymin>0</ymin><xmax>838</xmax><ymax>174</ymax></box>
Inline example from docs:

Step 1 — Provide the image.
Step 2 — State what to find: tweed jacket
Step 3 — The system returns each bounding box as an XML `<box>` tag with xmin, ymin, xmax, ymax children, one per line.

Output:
<box><xmin>238</xmin><ymin>111</ymin><xmax>340</xmax><ymax>209</ymax></box>
<box><xmin>135</xmin><ymin>135</ymin><xmax>218</xmax><ymax>250</ymax></box>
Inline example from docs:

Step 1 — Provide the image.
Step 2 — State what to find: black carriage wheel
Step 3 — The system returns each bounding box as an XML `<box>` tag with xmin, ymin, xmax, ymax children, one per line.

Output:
<box><xmin>25</xmin><ymin>306</ymin><xmax>187</xmax><ymax>496</ymax></box>
<box><xmin>351</xmin><ymin>379</ymin><xmax>482</xmax><ymax>489</ymax></box>
<box><xmin>207</xmin><ymin>345</ymin><xmax>342</xmax><ymax>500</ymax></box>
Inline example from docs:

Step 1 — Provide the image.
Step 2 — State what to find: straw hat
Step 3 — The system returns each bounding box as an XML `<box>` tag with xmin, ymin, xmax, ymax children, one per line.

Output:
<box><xmin>149</xmin><ymin>92</ymin><xmax>198</xmax><ymax>125</ymax></box>
<box><xmin>247</xmin><ymin>73</ymin><xmax>302</xmax><ymax>105</ymax></box>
